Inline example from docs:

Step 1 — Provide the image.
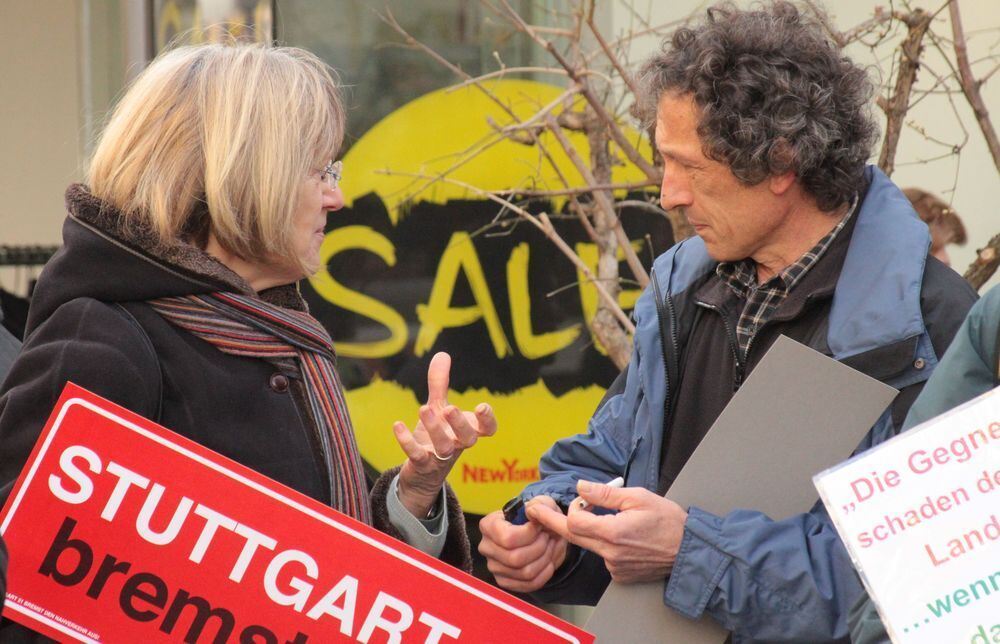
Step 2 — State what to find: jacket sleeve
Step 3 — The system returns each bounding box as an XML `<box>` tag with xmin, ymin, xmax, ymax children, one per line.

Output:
<box><xmin>370</xmin><ymin>465</ymin><xmax>472</xmax><ymax>573</ymax></box>
<box><xmin>0</xmin><ymin>298</ymin><xmax>161</xmax><ymax>504</ymax></box>
<box><xmin>521</xmin><ymin>365</ymin><xmax>639</xmax><ymax>606</ymax></box>
<box><xmin>665</xmin><ymin>494</ymin><xmax>866</xmax><ymax>640</ymax></box>
<box><xmin>847</xmin><ymin>592</ymin><xmax>892</xmax><ymax>644</ymax></box>
<box><xmin>523</xmin><ymin>363</ymin><xmax>638</xmax><ymax>509</ymax></box>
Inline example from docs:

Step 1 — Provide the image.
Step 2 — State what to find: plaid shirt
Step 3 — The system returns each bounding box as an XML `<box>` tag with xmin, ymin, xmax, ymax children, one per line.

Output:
<box><xmin>716</xmin><ymin>195</ymin><xmax>858</xmax><ymax>362</ymax></box>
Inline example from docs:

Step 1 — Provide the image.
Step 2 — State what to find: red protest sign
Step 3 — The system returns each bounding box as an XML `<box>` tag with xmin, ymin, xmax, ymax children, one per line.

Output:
<box><xmin>0</xmin><ymin>383</ymin><xmax>593</xmax><ymax>643</ymax></box>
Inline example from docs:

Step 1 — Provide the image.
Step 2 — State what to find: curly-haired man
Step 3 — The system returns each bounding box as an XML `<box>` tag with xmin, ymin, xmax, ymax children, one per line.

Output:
<box><xmin>479</xmin><ymin>2</ymin><xmax>978</xmax><ymax>641</ymax></box>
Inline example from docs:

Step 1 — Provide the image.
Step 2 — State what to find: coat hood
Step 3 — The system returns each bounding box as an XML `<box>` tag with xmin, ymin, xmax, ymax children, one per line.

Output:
<box><xmin>26</xmin><ymin>184</ymin><xmax>304</xmax><ymax>338</ymax></box>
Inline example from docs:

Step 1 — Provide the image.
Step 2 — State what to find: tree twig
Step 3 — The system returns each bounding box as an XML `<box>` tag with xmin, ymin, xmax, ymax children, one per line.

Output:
<box><xmin>445</xmin><ymin>66</ymin><xmax>569</xmax><ymax>91</ymax></box>
<box><xmin>544</xmin><ymin>112</ymin><xmax>650</xmax><ymax>288</ymax></box>
<box><xmin>878</xmin><ymin>9</ymin><xmax>933</xmax><ymax>176</ymax></box>
<box><xmin>496</xmin><ymin>181</ymin><xmax>654</xmax><ymax>197</ymax></box>
<box><xmin>615</xmin><ymin>199</ymin><xmax>666</xmax><ymax>216</ymax></box>
<box><xmin>586</xmin><ymin>2</ymin><xmax>640</xmax><ymax>97</ymax></box>
<box><xmin>963</xmin><ymin>232</ymin><xmax>1000</xmax><ymax>290</ymax></box>
<box><xmin>497</xmin><ymin>0</ymin><xmax>660</xmax><ymax>182</ymax></box>
<box><xmin>950</xmin><ymin>0</ymin><xmax>1000</xmax><ymax>173</ymax></box>
<box><xmin>374</xmin><ymin>168</ymin><xmax>636</xmax><ymax>334</ymax></box>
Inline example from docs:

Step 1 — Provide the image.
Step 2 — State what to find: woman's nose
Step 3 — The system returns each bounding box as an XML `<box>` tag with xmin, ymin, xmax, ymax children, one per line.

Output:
<box><xmin>324</xmin><ymin>185</ymin><xmax>344</xmax><ymax>212</ymax></box>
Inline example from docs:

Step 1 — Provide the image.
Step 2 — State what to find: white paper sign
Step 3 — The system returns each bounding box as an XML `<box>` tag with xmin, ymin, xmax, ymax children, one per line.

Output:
<box><xmin>814</xmin><ymin>387</ymin><xmax>1000</xmax><ymax>643</ymax></box>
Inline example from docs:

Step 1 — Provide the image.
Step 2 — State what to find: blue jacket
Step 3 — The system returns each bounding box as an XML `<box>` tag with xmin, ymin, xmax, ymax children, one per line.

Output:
<box><xmin>521</xmin><ymin>167</ymin><xmax>977</xmax><ymax>641</ymax></box>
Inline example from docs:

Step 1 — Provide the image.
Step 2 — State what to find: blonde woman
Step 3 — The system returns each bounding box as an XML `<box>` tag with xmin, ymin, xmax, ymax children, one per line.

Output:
<box><xmin>0</xmin><ymin>43</ymin><xmax>493</xmax><ymax>638</ymax></box>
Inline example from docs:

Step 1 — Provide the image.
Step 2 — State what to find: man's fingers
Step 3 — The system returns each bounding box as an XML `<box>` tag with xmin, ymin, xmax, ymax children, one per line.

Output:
<box><xmin>480</xmin><ymin>536</ymin><xmax>553</xmax><ymax>579</ymax></box>
<box><xmin>576</xmin><ymin>479</ymin><xmax>634</xmax><ymax>511</ymax></box>
<box><xmin>481</xmin><ymin>530</ymin><xmax>560</xmax><ymax>592</ymax></box>
<box><xmin>525</xmin><ymin>502</ymin><xmax>571</xmax><ymax>540</ymax></box>
<box><xmin>487</xmin><ymin>549</ymin><xmax>556</xmax><ymax>582</ymax></box>
<box><xmin>551</xmin><ymin>533</ymin><xmax>569</xmax><ymax>570</ymax></box>
<box><xmin>524</xmin><ymin>494</ymin><xmax>561</xmax><ymax>513</ymax></box>
<box><xmin>426</xmin><ymin>352</ymin><xmax>451</xmax><ymax>410</ymax></box>
<box><xmin>479</xmin><ymin>511</ymin><xmax>542</xmax><ymax>549</ymax></box>
<box><xmin>474</xmin><ymin>403</ymin><xmax>498</xmax><ymax>437</ymax></box>
<box><xmin>491</xmin><ymin>564</ymin><xmax>555</xmax><ymax>594</ymax></box>
<box><xmin>556</xmin><ymin>516</ymin><xmax>614</xmax><ymax>557</ymax></box>
<box><xmin>566</xmin><ymin>495</ymin><xmax>592</xmax><ymax>516</ymax></box>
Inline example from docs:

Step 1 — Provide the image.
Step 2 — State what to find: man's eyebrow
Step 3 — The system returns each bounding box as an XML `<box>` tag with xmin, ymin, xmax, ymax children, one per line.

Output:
<box><xmin>658</xmin><ymin>147</ymin><xmax>700</xmax><ymax>166</ymax></box>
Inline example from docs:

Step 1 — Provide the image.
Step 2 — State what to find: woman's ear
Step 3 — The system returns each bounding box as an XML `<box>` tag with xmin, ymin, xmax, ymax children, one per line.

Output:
<box><xmin>182</xmin><ymin>198</ymin><xmax>211</xmax><ymax>249</ymax></box>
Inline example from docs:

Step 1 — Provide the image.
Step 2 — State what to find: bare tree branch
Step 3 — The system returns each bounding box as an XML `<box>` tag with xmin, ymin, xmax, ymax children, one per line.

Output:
<box><xmin>445</xmin><ymin>66</ymin><xmax>569</xmax><ymax>91</ymax></box>
<box><xmin>804</xmin><ymin>2</ymin><xmax>892</xmax><ymax>47</ymax></box>
<box><xmin>543</xmin><ymin>112</ymin><xmax>650</xmax><ymax>289</ymax></box>
<box><xmin>950</xmin><ymin>0</ymin><xmax>1000</xmax><ymax>173</ymax></box>
<box><xmin>496</xmin><ymin>181</ymin><xmax>653</xmax><ymax>197</ymax></box>
<box><xmin>878</xmin><ymin>9</ymin><xmax>934</xmax><ymax>176</ymax></box>
<box><xmin>586</xmin><ymin>2</ymin><xmax>640</xmax><ymax>98</ymax></box>
<box><xmin>379</xmin><ymin>8</ymin><xmax>518</xmax><ymax>122</ymax></box>
<box><xmin>497</xmin><ymin>0</ymin><xmax>661</xmax><ymax>182</ymax></box>
<box><xmin>374</xmin><ymin>168</ymin><xmax>636</xmax><ymax>336</ymax></box>
<box><xmin>387</xmin><ymin>0</ymin><xmax>1000</xmax><ymax>339</ymax></box>
<box><xmin>615</xmin><ymin>199</ymin><xmax>665</xmax><ymax>216</ymax></box>
<box><xmin>381</xmin><ymin>6</ymin><xmax>596</xmax><ymax>245</ymax></box>
<box><xmin>964</xmin><ymin>232</ymin><xmax>1000</xmax><ymax>290</ymax></box>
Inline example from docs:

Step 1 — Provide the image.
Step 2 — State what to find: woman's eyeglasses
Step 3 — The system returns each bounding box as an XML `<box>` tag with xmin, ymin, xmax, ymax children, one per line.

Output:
<box><xmin>319</xmin><ymin>160</ymin><xmax>343</xmax><ymax>190</ymax></box>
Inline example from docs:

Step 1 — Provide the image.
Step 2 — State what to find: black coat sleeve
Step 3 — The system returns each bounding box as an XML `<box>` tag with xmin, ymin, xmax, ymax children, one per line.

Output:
<box><xmin>0</xmin><ymin>298</ymin><xmax>163</xmax><ymax>641</ymax></box>
<box><xmin>0</xmin><ymin>298</ymin><xmax>161</xmax><ymax>504</ymax></box>
<box><xmin>370</xmin><ymin>465</ymin><xmax>473</xmax><ymax>573</ymax></box>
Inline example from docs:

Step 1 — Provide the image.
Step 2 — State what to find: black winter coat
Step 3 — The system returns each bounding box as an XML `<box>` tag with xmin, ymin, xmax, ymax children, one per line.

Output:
<box><xmin>0</xmin><ymin>185</ymin><xmax>471</xmax><ymax>641</ymax></box>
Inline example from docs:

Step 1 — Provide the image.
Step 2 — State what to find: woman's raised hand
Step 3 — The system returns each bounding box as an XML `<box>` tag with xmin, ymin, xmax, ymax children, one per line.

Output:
<box><xmin>392</xmin><ymin>352</ymin><xmax>497</xmax><ymax>518</ymax></box>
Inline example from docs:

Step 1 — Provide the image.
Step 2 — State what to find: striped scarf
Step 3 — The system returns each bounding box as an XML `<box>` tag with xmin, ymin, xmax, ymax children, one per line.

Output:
<box><xmin>150</xmin><ymin>292</ymin><xmax>372</xmax><ymax>525</ymax></box>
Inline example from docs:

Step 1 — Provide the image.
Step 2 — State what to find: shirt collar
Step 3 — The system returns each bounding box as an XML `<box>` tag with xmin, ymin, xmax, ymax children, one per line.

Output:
<box><xmin>716</xmin><ymin>193</ymin><xmax>858</xmax><ymax>296</ymax></box>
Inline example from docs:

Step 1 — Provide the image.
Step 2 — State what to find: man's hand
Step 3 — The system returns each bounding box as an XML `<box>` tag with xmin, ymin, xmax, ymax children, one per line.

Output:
<box><xmin>478</xmin><ymin>496</ymin><xmax>569</xmax><ymax>593</ymax></box>
<box><xmin>393</xmin><ymin>352</ymin><xmax>497</xmax><ymax>518</ymax></box>
<box><xmin>527</xmin><ymin>480</ymin><xmax>687</xmax><ymax>584</ymax></box>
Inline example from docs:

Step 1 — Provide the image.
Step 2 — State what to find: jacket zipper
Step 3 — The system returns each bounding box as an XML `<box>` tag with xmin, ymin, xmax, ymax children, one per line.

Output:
<box><xmin>697</xmin><ymin>301</ymin><xmax>745</xmax><ymax>390</ymax></box>
<box><xmin>652</xmin><ymin>272</ymin><xmax>682</xmax><ymax>451</ymax></box>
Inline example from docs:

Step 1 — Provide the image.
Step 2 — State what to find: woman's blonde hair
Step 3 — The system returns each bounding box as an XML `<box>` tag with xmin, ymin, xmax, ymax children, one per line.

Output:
<box><xmin>87</xmin><ymin>42</ymin><xmax>345</xmax><ymax>271</ymax></box>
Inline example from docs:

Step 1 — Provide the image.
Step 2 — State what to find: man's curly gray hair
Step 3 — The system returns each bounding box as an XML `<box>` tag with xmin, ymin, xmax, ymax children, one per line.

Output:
<box><xmin>637</xmin><ymin>1</ymin><xmax>879</xmax><ymax>211</ymax></box>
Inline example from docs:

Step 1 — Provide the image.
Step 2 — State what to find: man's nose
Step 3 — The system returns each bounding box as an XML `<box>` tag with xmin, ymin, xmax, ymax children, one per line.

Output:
<box><xmin>659</xmin><ymin>168</ymin><xmax>692</xmax><ymax>211</ymax></box>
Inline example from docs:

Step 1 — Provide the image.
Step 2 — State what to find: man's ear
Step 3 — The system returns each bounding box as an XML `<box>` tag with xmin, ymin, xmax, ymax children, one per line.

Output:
<box><xmin>768</xmin><ymin>170</ymin><xmax>796</xmax><ymax>196</ymax></box>
<box><xmin>767</xmin><ymin>138</ymin><xmax>796</xmax><ymax>196</ymax></box>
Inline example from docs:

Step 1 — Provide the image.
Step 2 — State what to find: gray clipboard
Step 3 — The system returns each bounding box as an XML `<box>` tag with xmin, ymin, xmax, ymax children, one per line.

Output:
<box><xmin>585</xmin><ymin>335</ymin><xmax>899</xmax><ymax>642</ymax></box>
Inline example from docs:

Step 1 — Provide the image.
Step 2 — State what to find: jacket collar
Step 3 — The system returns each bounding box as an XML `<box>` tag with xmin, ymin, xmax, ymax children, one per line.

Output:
<box><xmin>692</xmin><ymin>202</ymin><xmax>860</xmax><ymax>324</ymax></box>
<box><xmin>826</xmin><ymin>166</ymin><xmax>929</xmax><ymax>359</ymax></box>
<box><xmin>65</xmin><ymin>184</ymin><xmax>307</xmax><ymax>312</ymax></box>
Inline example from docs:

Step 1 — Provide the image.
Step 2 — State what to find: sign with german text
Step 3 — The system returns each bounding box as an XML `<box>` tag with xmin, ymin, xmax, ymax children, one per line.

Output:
<box><xmin>0</xmin><ymin>383</ymin><xmax>593</xmax><ymax>643</ymax></box>
<box><xmin>815</xmin><ymin>387</ymin><xmax>1000</xmax><ymax>643</ymax></box>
